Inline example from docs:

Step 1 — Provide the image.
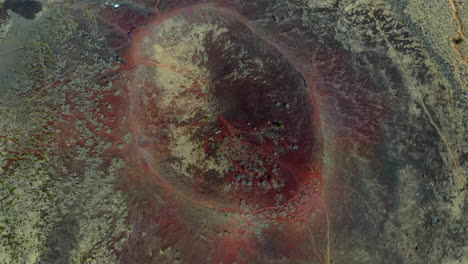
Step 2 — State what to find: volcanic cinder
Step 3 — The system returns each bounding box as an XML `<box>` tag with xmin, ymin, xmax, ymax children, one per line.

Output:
<box><xmin>117</xmin><ymin>5</ymin><xmax>326</xmax><ymax>264</ymax></box>
<box><xmin>129</xmin><ymin>7</ymin><xmax>322</xmax><ymax>211</ymax></box>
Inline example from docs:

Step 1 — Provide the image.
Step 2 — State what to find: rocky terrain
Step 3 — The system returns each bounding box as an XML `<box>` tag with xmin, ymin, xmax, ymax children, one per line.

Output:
<box><xmin>0</xmin><ymin>0</ymin><xmax>466</xmax><ymax>263</ymax></box>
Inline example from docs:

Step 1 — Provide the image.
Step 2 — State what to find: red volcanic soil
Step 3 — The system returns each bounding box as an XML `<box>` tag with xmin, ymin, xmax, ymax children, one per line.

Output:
<box><xmin>96</xmin><ymin>4</ymin><xmax>331</xmax><ymax>264</ymax></box>
<box><xmin>126</xmin><ymin>7</ymin><xmax>322</xmax><ymax>211</ymax></box>
<box><xmin>94</xmin><ymin>2</ymin><xmax>387</xmax><ymax>263</ymax></box>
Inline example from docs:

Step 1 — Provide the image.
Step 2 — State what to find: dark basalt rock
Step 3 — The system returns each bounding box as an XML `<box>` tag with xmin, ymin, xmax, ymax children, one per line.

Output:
<box><xmin>3</xmin><ymin>0</ymin><xmax>42</xmax><ymax>20</ymax></box>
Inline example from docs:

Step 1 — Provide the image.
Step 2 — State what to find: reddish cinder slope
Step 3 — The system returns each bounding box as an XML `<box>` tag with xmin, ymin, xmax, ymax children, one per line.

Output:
<box><xmin>93</xmin><ymin>1</ymin><xmax>387</xmax><ymax>263</ymax></box>
<box><xmin>114</xmin><ymin>5</ymin><xmax>326</xmax><ymax>264</ymax></box>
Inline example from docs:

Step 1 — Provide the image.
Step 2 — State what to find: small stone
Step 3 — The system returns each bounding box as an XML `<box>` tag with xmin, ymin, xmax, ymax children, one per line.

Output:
<box><xmin>236</xmin><ymin>173</ymin><xmax>245</xmax><ymax>180</ymax></box>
